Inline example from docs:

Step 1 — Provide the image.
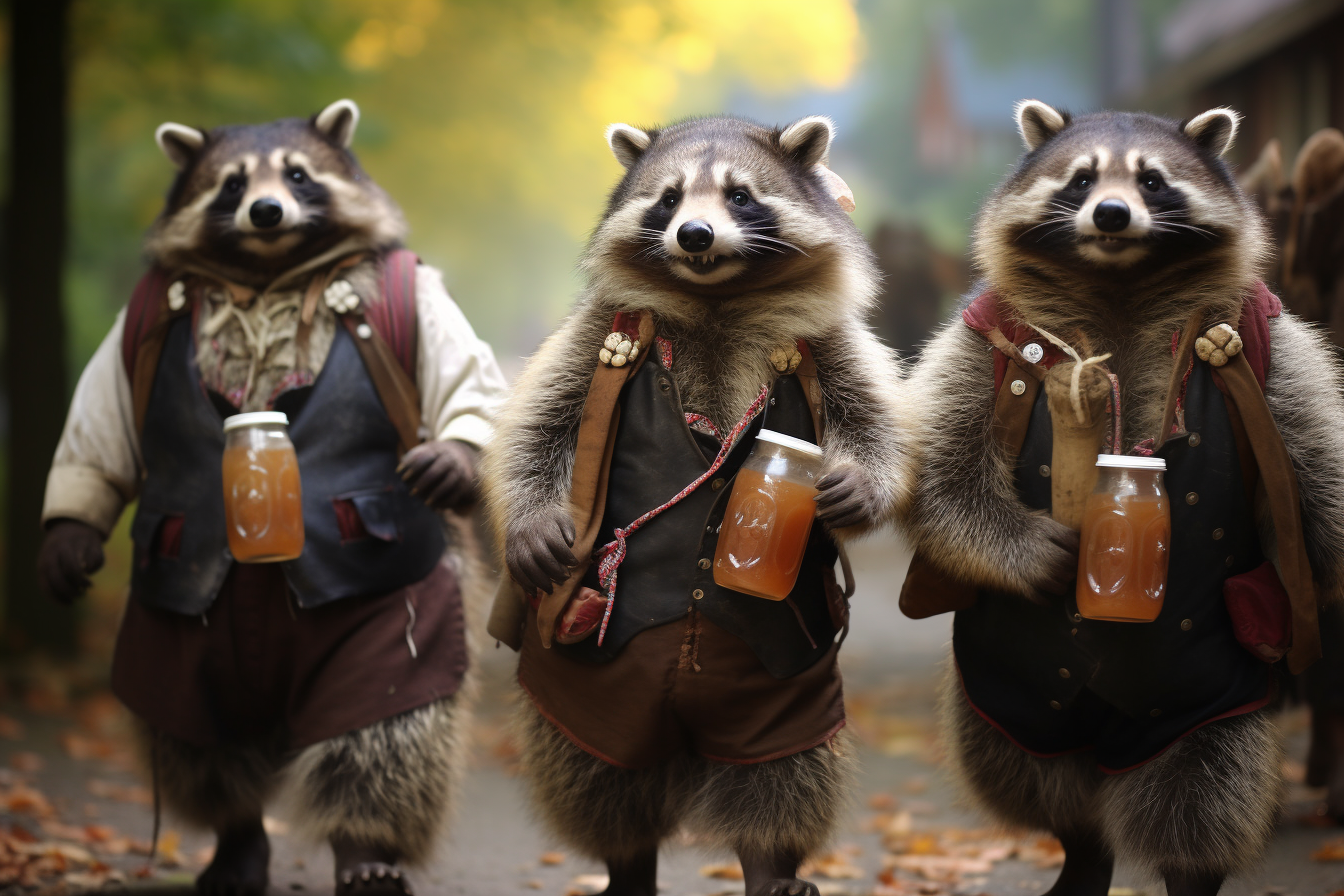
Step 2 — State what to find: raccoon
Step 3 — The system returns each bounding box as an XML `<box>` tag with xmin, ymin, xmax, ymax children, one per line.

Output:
<box><xmin>39</xmin><ymin>100</ymin><xmax>507</xmax><ymax>896</ymax></box>
<box><xmin>902</xmin><ymin>101</ymin><xmax>1344</xmax><ymax>896</ymax></box>
<box><xmin>484</xmin><ymin>115</ymin><xmax>910</xmax><ymax>896</ymax></box>
<box><xmin>149</xmin><ymin>100</ymin><xmax>405</xmax><ymax>288</ymax></box>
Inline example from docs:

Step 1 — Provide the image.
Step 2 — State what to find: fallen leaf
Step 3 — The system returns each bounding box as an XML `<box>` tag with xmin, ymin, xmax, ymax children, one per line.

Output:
<box><xmin>868</xmin><ymin>792</ymin><xmax>898</xmax><ymax>811</ymax></box>
<box><xmin>539</xmin><ymin>851</ymin><xmax>566</xmax><ymax>866</ymax></box>
<box><xmin>564</xmin><ymin>873</ymin><xmax>609</xmax><ymax>896</ymax></box>
<box><xmin>700</xmin><ymin>862</ymin><xmax>744</xmax><ymax>880</ymax></box>
<box><xmin>1312</xmin><ymin>837</ymin><xmax>1344</xmax><ymax>861</ymax></box>
<box><xmin>86</xmin><ymin>778</ymin><xmax>152</xmax><ymax>805</ymax></box>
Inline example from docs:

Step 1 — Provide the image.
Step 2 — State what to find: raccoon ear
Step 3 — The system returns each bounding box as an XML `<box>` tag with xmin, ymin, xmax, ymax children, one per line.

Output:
<box><xmin>155</xmin><ymin>123</ymin><xmax>206</xmax><ymax>169</ymax></box>
<box><xmin>1015</xmin><ymin>100</ymin><xmax>1069</xmax><ymax>152</ymax></box>
<box><xmin>779</xmin><ymin>116</ymin><xmax>835</xmax><ymax>168</ymax></box>
<box><xmin>606</xmin><ymin>123</ymin><xmax>651</xmax><ymax>170</ymax></box>
<box><xmin>314</xmin><ymin>99</ymin><xmax>360</xmax><ymax>148</ymax></box>
<box><xmin>1182</xmin><ymin>108</ymin><xmax>1239</xmax><ymax>158</ymax></box>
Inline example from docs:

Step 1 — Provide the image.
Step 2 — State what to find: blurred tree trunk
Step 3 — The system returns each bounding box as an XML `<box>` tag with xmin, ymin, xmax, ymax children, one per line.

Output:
<box><xmin>4</xmin><ymin>0</ymin><xmax>74</xmax><ymax>655</ymax></box>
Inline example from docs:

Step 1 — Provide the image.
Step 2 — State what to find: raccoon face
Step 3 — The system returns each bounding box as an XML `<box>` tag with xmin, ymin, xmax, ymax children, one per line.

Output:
<box><xmin>148</xmin><ymin>100</ymin><xmax>405</xmax><ymax>280</ymax></box>
<box><xmin>592</xmin><ymin>115</ymin><xmax>847</xmax><ymax>296</ymax></box>
<box><xmin>987</xmin><ymin>100</ymin><xmax>1245</xmax><ymax>274</ymax></box>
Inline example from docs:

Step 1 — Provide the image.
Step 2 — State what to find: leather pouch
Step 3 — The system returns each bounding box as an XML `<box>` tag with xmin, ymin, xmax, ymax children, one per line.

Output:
<box><xmin>898</xmin><ymin>549</ymin><xmax>978</xmax><ymax>619</ymax></box>
<box><xmin>1223</xmin><ymin>560</ymin><xmax>1293</xmax><ymax>662</ymax></box>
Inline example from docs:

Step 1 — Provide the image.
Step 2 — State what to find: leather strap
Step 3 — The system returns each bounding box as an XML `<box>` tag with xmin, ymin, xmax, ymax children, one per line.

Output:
<box><xmin>342</xmin><ymin>314</ymin><xmax>424</xmax><ymax>455</ymax></box>
<box><xmin>1217</xmin><ymin>352</ymin><xmax>1321</xmax><ymax>673</ymax></box>
<box><xmin>534</xmin><ymin>313</ymin><xmax>656</xmax><ymax>647</ymax></box>
<box><xmin>1155</xmin><ymin>310</ymin><xmax>1204</xmax><ymax>450</ymax></box>
<box><xmin>794</xmin><ymin>339</ymin><xmax>825</xmax><ymax>442</ymax></box>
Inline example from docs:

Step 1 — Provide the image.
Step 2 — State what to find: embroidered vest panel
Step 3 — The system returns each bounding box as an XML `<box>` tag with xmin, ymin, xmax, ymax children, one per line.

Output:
<box><xmin>562</xmin><ymin>357</ymin><xmax>839</xmax><ymax>678</ymax></box>
<box><xmin>953</xmin><ymin>361</ymin><xmax>1270</xmax><ymax>768</ymax></box>
<box><xmin>131</xmin><ymin>319</ymin><xmax>445</xmax><ymax>615</ymax></box>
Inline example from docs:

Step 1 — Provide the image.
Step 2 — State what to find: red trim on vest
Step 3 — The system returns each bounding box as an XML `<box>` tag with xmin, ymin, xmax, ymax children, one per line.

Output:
<box><xmin>611</xmin><ymin>311</ymin><xmax>643</xmax><ymax>340</ymax></box>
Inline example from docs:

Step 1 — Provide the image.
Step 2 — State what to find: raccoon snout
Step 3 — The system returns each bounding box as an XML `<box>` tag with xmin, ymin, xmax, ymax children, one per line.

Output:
<box><xmin>1093</xmin><ymin>199</ymin><xmax>1131</xmax><ymax>233</ymax></box>
<box><xmin>249</xmin><ymin>197</ymin><xmax>285</xmax><ymax>229</ymax></box>
<box><xmin>677</xmin><ymin>220</ymin><xmax>714</xmax><ymax>253</ymax></box>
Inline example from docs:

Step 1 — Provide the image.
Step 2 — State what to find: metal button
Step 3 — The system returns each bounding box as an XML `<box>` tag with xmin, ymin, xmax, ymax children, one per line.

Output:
<box><xmin>698</xmin><ymin>558</ymin><xmax>711</xmax><ymax>570</ymax></box>
<box><xmin>1023</xmin><ymin>343</ymin><xmax>1045</xmax><ymax>364</ymax></box>
<box><xmin>692</xmin><ymin>589</ymin><xmax>704</xmax><ymax>600</ymax></box>
<box><xmin>1039</xmin><ymin>464</ymin><xmax>1051</xmax><ymax>478</ymax></box>
<box><xmin>711</xmin><ymin>478</ymin><xmax>726</xmax><ymax>491</ymax></box>
<box><xmin>356</xmin><ymin>323</ymin><xmax>373</xmax><ymax>340</ymax></box>
<box><xmin>1212</xmin><ymin>528</ymin><xmax>1224</xmax><ymax>540</ymax></box>
<box><xmin>1180</xmin><ymin>618</ymin><xmax>1193</xmax><ymax>631</ymax></box>
<box><xmin>1070</xmin><ymin>628</ymin><xmax>1078</xmax><ymax>636</ymax></box>
<box><xmin>1049</xmin><ymin>700</ymin><xmax>1062</xmax><ymax>710</ymax></box>
<box><xmin>1072</xmin><ymin>613</ymin><xmax>1082</xmax><ymax>622</ymax></box>
<box><xmin>1058</xmin><ymin>668</ymin><xmax>1071</xmax><ymax>679</ymax></box>
<box><xmin>1010</xmin><ymin>379</ymin><xmax>1026</xmax><ymax>396</ymax></box>
<box><xmin>1225</xmin><ymin>555</ymin><xmax>1235</xmax><ymax>567</ymax></box>
<box><xmin>1188</xmin><ymin>432</ymin><xmax>1201</xmax><ymax>447</ymax></box>
<box><xmin>1185</xmin><ymin>492</ymin><xmax>1199</xmax><ymax>505</ymax></box>
<box><xmin>1149</xmin><ymin>708</ymin><xmax>1162</xmax><ymax>718</ymax></box>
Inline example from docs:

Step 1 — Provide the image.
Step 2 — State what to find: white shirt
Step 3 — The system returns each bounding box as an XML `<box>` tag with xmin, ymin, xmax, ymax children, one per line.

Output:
<box><xmin>42</xmin><ymin>263</ymin><xmax>507</xmax><ymax>535</ymax></box>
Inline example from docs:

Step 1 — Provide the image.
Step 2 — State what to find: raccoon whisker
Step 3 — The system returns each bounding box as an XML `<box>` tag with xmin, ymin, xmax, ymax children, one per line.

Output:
<box><xmin>1149</xmin><ymin>221</ymin><xmax>1217</xmax><ymax>240</ymax></box>
<box><xmin>1015</xmin><ymin>216</ymin><xmax>1076</xmax><ymax>241</ymax></box>
<box><xmin>741</xmin><ymin>234</ymin><xmax>809</xmax><ymax>257</ymax></box>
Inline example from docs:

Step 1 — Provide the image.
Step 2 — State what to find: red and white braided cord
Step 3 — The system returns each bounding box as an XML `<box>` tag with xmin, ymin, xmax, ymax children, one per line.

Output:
<box><xmin>592</xmin><ymin>383</ymin><xmax>771</xmax><ymax>645</ymax></box>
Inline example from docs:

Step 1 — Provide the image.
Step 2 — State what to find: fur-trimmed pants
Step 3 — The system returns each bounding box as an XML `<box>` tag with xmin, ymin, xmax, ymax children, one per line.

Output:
<box><xmin>515</xmin><ymin>696</ymin><xmax>857</xmax><ymax>862</ymax></box>
<box><xmin>136</xmin><ymin>695</ymin><xmax>466</xmax><ymax>865</ymax></box>
<box><xmin>938</xmin><ymin>664</ymin><xmax>1284</xmax><ymax>880</ymax></box>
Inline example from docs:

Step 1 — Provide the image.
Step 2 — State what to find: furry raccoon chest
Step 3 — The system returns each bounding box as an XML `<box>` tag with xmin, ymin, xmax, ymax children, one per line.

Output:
<box><xmin>661</xmin><ymin>349</ymin><xmax>782</xmax><ymax>436</ymax></box>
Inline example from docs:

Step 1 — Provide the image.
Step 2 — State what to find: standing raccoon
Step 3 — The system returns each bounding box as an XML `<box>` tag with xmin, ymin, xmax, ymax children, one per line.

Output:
<box><xmin>901</xmin><ymin>100</ymin><xmax>1344</xmax><ymax>896</ymax></box>
<box><xmin>484</xmin><ymin>115</ymin><xmax>909</xmax><ymax>896</ymax></box>
<box><xmin>37</xmin><ymin>101</ymin><xmax>507</xmax><ymax>895</ymax></box>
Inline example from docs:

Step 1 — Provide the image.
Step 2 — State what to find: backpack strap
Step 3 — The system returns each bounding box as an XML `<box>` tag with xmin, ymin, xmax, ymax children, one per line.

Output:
<box><xmin>364</xmin><ymin>248</ymin><xmax>420</xmax><ymax>381</ymax></box>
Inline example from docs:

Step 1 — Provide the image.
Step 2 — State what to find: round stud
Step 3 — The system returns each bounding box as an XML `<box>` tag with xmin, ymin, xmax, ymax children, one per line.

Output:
<box><xmin>1010</xmin><ymin>379</ymin><xmax>1026</xmax><ymax>396</ymax></box>
<box><xmin>1072</xmin><ymin>613</ymin><xmax>1082</xmax><ymax>622</ymax></box>
<box><xmin>698</xmin><ymin>558</ymin><xmax>711</xmax><ymax>570</ymax></box>
<box><xmin>1225</xmin><ymin>555</ymin><xmax>1235</xmax><ymax>567</ymax></box>
<box><xmin>356</xmin><ymin>323</ymin><xmax>373</xmax><ymax>340</ymax></box>
<box><xmin>1212</xmin><ymin>528</ymin><xmax>1224</xmax><ymax>540</ymax></box>
<box><xmin>711</xmin><ymin>478</ymin><xmax>726</xmax><ymax>491</ymax></box>
<box><xmin>1149</xmin><ymin>708</ymin><xmax>1162</xmax><ymax>717</ymax></box>
<box><xmin>1058</xmin><ymin>667</ymin><xmax>1071</xmax><ymax>679</ymax></box>
<box><xmin>692</xmin><ymin>589</ymin><xmax>704</xmax><ymax>600</ymax></box>
<box><xmin>1039</xmin><ymin>464</ymin><xmax>1051</xmax><ymax>478</ymax></box>
<box><xmin>1188</xmin><ymin>432</ymin><xmax>1201</xmax><ymax>447</ymax></box>
<box><xmin>1049</xmin><ymin>700</ymin><xmax>1062</xmax><ymax>710</ymax></box>
<box><xmin>325</xmin><ymin>279</ymin><xmax>357</xmax><ymax>312</ymax></box>
<box><xmin>167</xmin><ymin>280</ymin><xmax>187</xmax><ymax>311</ymax></box>
<box><xmin>603</xmin><ymin>332</ymin><xmax>624</xmax><ymax>351</ymax></box>
<box><xmin>1022</xmin><ymin>342</ymin><xmax>1044</xmax><ymax>364</ymax></box>
<box><xmin>598</xmin><ymin>348</ymin><xmax>613</xmax><ymax>364</ymax></box>
<box><xmin>1185</xmin><ymin>492</ymin><xmax>1199</xmax><ymax>505</ymax></box>
<box><xmin>1180</xmin><ymin>618</ymin><xmax>1193</xmax><ymax>631</ymax></box>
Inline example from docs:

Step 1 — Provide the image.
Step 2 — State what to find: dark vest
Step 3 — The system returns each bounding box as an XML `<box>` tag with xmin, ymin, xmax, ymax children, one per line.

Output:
<box><xmin>953</xmin><ymin>360</ymin><xmax>1271</xmax><ymax>770</ymax></box>
<box><xmin>562</xmin><ymin>356</ymin><xmax>840</xmax><ymax>678</ymax></box>
<box><xmin>130</xmin><ymin>317</ymin><xmax>445</xmax><ymax>615</ymax></box>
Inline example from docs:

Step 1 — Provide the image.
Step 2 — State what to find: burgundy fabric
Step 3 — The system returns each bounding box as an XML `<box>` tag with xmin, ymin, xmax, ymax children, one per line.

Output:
<box><xmin>331</xmin><ymin>498</ymin><xmax>369</xmax><ymax>542</ymax></box>
<box><xmin>121</xmin><ymin>267</ymin><xmax>173</xmax><ymax>378</ymax></box>
<box><xmin>110</xmin><ymin>559</ymin><xmax>467</xmax><ymax>748</ymax></box>
<box><xmin>368</xmin><ymin>248</ymin><xmax>420</xmax><ymax>381</ymax></box>
<box><xmin>1224</xmin><ymin>560</ymin><xmax>1294</xmax><ymax>662</ymax></box>
<box><xmin>1233</xmin><ymin>281</ymin><xmax>1281</xmax><ymax>392</ymax></box>
<box><xmin>610</xmin><ymin>310</ymin><xmax>644</xmax><ymax>340</ymax></box>
<box><xmin>156</xmin><ymin>515</ymin><xmax>184</xmax><ymax>559</ymax></box>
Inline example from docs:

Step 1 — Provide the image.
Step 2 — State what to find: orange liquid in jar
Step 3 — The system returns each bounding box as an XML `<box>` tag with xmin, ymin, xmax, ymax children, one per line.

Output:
<box><xmin>1075</xmin><ymin>493</ymin><xmax>1170</xmax><ymax>622</ymax></box>
<box><xmin>222</xmin><ymin>443</ymin><xmax>304</xmax><ymax>562</ymax></box>
<box><xmin>713</xmin><ymin>467</ymin><xmax>819</xmax><ymax>600</ymax></box>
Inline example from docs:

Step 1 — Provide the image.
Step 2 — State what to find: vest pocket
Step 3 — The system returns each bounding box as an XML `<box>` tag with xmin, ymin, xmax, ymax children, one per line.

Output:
<box><xmin>131</xmin><ymin>508</ymin><xmax>185</xmax><ymax>567</ymax></box>
<box><xmin>332</xmin><ymin>487</ymin><xmax>401</xmax><ymax>543</ymax></box>
<box><xmin>1223</xmin><ymin>560</ymin><xmax>1292</xmax><ymax>662</ymax></box>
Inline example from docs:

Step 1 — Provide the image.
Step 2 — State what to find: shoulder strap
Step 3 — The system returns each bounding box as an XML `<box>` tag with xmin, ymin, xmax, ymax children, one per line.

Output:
<box><xmin>533</xmin><ymin>311</ymin><xmax>655</xmax><ymax>648</ymax></box>
<box><xmin>793</xmin><ymin>339</ymin><xmax>825</xmax><ymax>442</ymax></box>
<box><xmin>363</xmin><ymin>248</ymin><xmax>419</xmax><ymax>382</ymax></box>
<box><xmin>343</xmin><ymin>314</ymin><xmax>424</xmax><ymax>455</ymax></box>
<box><xmin>123</xmin><ymin>267</ymin><xmax>191</xmax><ymax>435</ymax></box>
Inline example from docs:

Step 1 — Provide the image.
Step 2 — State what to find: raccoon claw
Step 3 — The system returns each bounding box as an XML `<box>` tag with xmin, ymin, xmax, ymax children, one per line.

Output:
<box><xmin>337</xmin><ymin>864</ymin><xmax>412</xmax><ymax>896</ymax></box>
<box><xmin>753</xmin><ymin>880</ymin><xmax>819</xmax><ymax>896</ymax></box>
<box><xmin>815</xmin><ymin>466</ymin><xmax>882</xmax><ymax>529</ymax></box>
<box><xmin>398</xmin><ymin>440</ymin><xmax>478</xmax><ymax>510</ymax></box>
<box><xmin>506</xmin><ymin>509</ymin><xmax>579</xmax><ymax>594</ymax></box>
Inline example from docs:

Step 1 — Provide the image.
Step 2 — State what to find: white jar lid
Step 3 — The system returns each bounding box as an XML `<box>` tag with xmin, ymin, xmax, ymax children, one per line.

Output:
<box><xmin>755</xmin><ymin>428</ymin><xmax>824</xmax><ymax>457</ymax></box>
<box><xmin>1096</xmin><ymin>454</ymin><xmax>1166</xmax><ymax>470</ymax></box>
<box><xmin>223</xmin><ymin>411</ymin><xmax>290</xmax><ymax>432</ymax></box>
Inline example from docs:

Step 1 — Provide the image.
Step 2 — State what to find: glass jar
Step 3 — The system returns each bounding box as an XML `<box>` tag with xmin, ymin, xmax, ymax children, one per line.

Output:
<box><xmin>222</xmin><ymin>412</ymin><xmax>304</xmax><ymax>563</ymax></box>
<box><xmin>1075</xmin><ymin>455</ymin><xmax>1170</xmax><ymax>622</ymax></box>
<box><xmin>713</xmin><ymin>429</ymin><xmax>825</xmax><ymax>600</ymax></box>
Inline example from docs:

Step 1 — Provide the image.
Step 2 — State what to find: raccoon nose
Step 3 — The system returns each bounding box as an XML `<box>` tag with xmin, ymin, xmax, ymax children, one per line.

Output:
<box><xmin>1093</xmin><ymin>199</ymin><xmax>1131</xmax><ymax>233</ymax></box>
<box><xmin>677</xmin><ymin>220</ymin><xmax>714</xmax><ymax>253</ymax></box>
<box><xmin>249</xmin><ymin>198</ymin><xmax>284</xmax><ymax>229</ymax></box>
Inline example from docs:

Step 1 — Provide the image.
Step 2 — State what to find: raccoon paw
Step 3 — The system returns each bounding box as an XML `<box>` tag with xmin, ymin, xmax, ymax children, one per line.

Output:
<box><xmin>599</xmin><ymin>332</ymin><xmax>640</xmax><ymax>367</ymax></box>
<box><xmin>1025</xmin><ymin>515</ymin><xmax>1080</xmax><ymax>601</ymax></box>
<box><xmin>197</xmin><ymin>822</ymin><xmax>269</xmax><ymax>896</ymax></box>
<box><xmin>1195</xmin><ymin>323</ymin><xmax>1242</xmax><ymax>367</ymax></box>
<box><xmin>752</xmin><ymin>880</ymin><xmax>819</xmax><ymax>896</ymax></box>
<box><xmin>505</xmin><ymin>507</ymin><xmax>579</xmax><ymax>594</ymax></box>
<box><xmin>337</xmin><ymin>864</ymin><xmax>413</xmax><ymax>896</ymax></box>
<box><xmin>815</xmin><ymin>465</ymin><xmax>885</xmax><ymax>529</ymax></box>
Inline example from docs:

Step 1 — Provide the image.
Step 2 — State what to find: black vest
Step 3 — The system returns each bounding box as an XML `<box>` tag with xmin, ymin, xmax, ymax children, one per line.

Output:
<box><xmin>953</xmin><ymin>360</ymin><xmax>1271</xmax><ymax>770</ymax></box>
<box><xmin>130</xmin><ymin>317</ymin><xmax>445</xmax><ymax>615</ymax></box>
<box><xmin>563</xmin><ymin>356</ymin><xmax>840</xmax><ymax>678</ymax></box>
